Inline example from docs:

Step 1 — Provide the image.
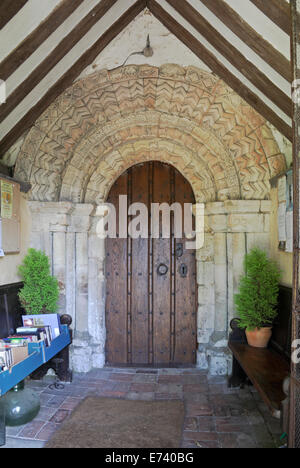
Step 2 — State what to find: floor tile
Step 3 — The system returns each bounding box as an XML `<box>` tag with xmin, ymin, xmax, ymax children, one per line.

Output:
<box><xmin>0</xmin><ymin>368</ymin><xmax>283</xmax><ymax>449</ymax></box>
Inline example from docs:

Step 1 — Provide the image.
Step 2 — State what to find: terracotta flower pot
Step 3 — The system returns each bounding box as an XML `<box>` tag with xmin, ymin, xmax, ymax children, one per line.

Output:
<box><xmin>246</xmin><ymin>327</ymin><xmax>272</xmax><ymax>348</ymax></box>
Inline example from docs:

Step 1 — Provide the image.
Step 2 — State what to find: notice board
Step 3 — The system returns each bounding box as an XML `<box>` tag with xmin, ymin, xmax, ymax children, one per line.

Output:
<box><xmin>0</xmin><ymin>178</ymin><xmax>20</xmax><ymax>254</ymax></box>
<box><xmin>276</xmin><ymin>169</ymin><xmax>293</xmax><ymax>253</ymax></box>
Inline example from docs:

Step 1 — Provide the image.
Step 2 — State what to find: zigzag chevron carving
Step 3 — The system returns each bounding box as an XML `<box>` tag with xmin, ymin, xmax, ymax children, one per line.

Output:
<box><xmin>15</xmin><ymin>65</ymin><xmax>286</xmax><ymax>203</ymax></box>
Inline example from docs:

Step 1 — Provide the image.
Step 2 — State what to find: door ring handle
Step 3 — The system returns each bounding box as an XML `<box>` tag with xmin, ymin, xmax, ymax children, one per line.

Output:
<box><xmin>157</xmin><ymin>263</ymin><xmax>168</xmax><ymax>276</ymax></box>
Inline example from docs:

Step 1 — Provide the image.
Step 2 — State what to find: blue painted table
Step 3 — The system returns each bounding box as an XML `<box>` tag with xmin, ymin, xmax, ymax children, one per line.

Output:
<box><xmin>0</xmin><ymin>325</ymin><xmax>71</xmax><ymax>446</ymax></box>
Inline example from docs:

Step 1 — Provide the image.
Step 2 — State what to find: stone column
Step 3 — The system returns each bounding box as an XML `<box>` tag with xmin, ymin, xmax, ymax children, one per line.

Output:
<box><xmin>196</xmin><ymin>246</ymin><xmax>214</xmax><ymax>369</ymax></box>
<box><xmin>205</xmin><ymin>202</ymin><xmax>229</xmax><ymax>375</ymax></box>
<box><xmin>214</xmin><ymin>232</ymin><xmax>228</xmax><ymax>334</ymax></box>
<box><xmin>52</xmin><ymin>231</ymin><xmax>67</xmax><ymax>313</ymax></box>
<box><xmin>88</xmin><ymin>209</ymin><xmax>106</xmax><ymax>369</ymax></box>
<box><xmin>68</xmin><ymin>204</ymin><xmax>94</xmax><ymax>374</ymax></box>
<box><xmin>196</xmin><ymin>202</ymin><xmax>225</xmax><ymax>370</ymax></box>
<box><xmin>65</xmin><ymin>231</ymin><xmax>76</xmax><ymax>322</ymax></box>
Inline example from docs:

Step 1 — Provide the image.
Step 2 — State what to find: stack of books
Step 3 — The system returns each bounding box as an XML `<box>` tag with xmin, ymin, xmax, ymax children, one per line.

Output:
<box><xmin>0</xmin><ymin>314</ymin><xmax>62</xmax><ymax>372</ymax></box>
<box><xmin>13</xmin><ymin>326</ymin><xmax>53</xmax><ymax>347</ymax></box>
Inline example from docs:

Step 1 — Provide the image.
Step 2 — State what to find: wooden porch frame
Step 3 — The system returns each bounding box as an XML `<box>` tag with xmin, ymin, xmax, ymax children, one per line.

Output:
<box><xmin>290</xmin><ymin>0</ymin><xmax>300</xmax><ymax>449</ymax></box>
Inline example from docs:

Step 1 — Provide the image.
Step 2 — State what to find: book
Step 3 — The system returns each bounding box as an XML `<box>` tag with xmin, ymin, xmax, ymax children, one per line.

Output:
<box><xmin>0</xmin><ymin>344</ymin><xmax>28</xmax><ymax>371</ymax></box>
<box><xmin>16</xmin><ymin>327</ymin><xmax>41</xmax><ymax>333</ymax></box>
<box><xmin>0</xmin><ymin>338</ymin><xmax>28</xmax><ymax>347</ymax></box>
<box><xmin>9</xmin><ymin>334</ymin><xmax>39</xmax><ymax>343</ymax></box>
<box><xmin>16</xmin><ymin>327</ymin><xmax>52</xmax><ymax>347</ymax></box>
<box><xmin>22</xmin><ymin>314</ymin><xmax>61</xmax><ymax>339</ymax></box>
<box><xmin>11</xmin><ymin>346</ymin><xmax>28</xmax><ymax>366</ymax></box>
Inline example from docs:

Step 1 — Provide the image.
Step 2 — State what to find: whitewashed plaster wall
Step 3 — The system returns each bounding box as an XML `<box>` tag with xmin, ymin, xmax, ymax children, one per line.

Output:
<box><xmin>79</xmin><ymin>9</ymin><xmax>211</xmax><ymax>79</ymax></box>
<box><xmin>0</xmin><ymin>194</ymin><xmax>32</xmax><ymax>286</ymax></box>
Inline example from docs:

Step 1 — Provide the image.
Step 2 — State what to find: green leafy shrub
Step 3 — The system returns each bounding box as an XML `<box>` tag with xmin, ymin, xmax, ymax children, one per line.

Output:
<box><xmin>18</xmin><ymin>248</ymin><xmax>59</xmax><ymax>315</ymax></box>
<box><xmin>234</xmin><ymin>248</ymin><xmax>281</xmax><ymax>331</ymax></box>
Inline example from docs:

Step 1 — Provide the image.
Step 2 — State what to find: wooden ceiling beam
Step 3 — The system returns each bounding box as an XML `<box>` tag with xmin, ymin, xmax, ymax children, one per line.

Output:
<box><xmin>166</xmin><ymin>0</ymin><xmax>291</xmax><ymax>117</ymax></box>
<box><xmin>0</xmin><ymin>0</ymin><xmax>28</xmax><ymax>30</ymax></box>
<box><xmin>0</xmin><ymin>0</ymin><xmax>119</xmax><ymax>124</ymax></box>
<box><xmin>0</xmin><ymin>0</ymin><xmax>147</xmax><ymax>157</ymax></box>
<box><xmin>250</xmin><ymin>0</ymin><xmax>291</xmax><ymax>35</ymax></box>
<box><xmin>0</xmin><ymin>0</ymin><xmax>85</xmax><ymax>81</ymax></box>
<box><xmin>200</xmin><ymin>0</ymin><xmax>291</xmax><ymax>83</ymax></box>
<box><xmin>148</xmin><ymin>0</ymin><xmax>292</xmax><ymax>141</ymax></box>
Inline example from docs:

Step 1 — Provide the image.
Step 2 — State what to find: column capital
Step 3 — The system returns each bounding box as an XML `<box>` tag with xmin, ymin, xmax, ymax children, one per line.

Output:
<box><xmin>28</xmin><ymin>201</ymin><xmax>74</xmax><ymax>232</ymax></box>
<box><xmin>68</xmin><ymin>204</ymin><xmax>95</xmax><ymax>233</ymax></box>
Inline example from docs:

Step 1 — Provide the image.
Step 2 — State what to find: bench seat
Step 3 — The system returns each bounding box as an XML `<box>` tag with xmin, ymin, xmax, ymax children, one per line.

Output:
<box><xmin>228</xmin><ymin>285</ymin><xmax>292</xmax><ymax>421</ymax></box>
<box><xmin>229</xmin><ymin>342</ymin><xmax>290</xmax><ymax>416</ymax></box>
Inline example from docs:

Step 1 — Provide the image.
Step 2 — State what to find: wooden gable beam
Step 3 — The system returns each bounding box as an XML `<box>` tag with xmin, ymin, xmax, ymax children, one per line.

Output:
<box><xmin>250</xmin><ymin>0</ymin><xmax>291</xmax><ymax>35</ymax></box>
<box><xmin>200</xmin><ymin>0</ymin><xmax>291</xmax><ymax>83</ymax></box>
<box><xmin>0</xmin><ymin>0</ymin><xmax>119</xmax><ymax>124</ymax></box>
<box><xmin>0</xmin><ymin>0</ymin><xmax>147</xmax><ymax>157</ymax></box>
<box><xmin>0</xmin><ymin>0</ymin><xmax>28</xmax><ymax>30</ymax></box>
<box><xmin>166</xmin><ymin>0</ymin><xmax>291</xmax><ymax>118</ymax></box>
<box><xmin>147</xmin><ymin>0</ymin><xmax>292</xmax><ymax>141</ymax></box>
<box><xmin>0</xmin><ymin>0</ymin><xmax>85</xmax><ymax>81</ymax></box>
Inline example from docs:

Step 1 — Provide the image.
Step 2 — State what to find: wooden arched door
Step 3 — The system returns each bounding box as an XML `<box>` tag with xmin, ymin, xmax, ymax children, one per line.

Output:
<box><xmin>105</xmin><ymin>161</ymin><xmax>197</xmax><ymax>366</ymax></box>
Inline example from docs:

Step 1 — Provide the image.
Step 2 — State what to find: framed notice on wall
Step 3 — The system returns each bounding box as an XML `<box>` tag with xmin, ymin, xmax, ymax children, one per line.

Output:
<box><xmin>1</xmin><ymin>181</ymin><xmax>13</xmax><ymax>219</ymax></box>
<box><xmin>0</xmin><ymin>178</ymin><xmax>20</xmax><ymax>254</ymax></box>
<box><xmin>277</xmin><ymin>170</ymin><xmax>293</xmax><ymax>253</ymax></box>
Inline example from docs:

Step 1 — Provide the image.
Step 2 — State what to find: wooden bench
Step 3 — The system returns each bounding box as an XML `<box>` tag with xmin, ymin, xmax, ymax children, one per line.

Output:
<box><xmin>228</xmin><ymin>285</ymin><xmax>292</xmax><ymax>420</ymax></box>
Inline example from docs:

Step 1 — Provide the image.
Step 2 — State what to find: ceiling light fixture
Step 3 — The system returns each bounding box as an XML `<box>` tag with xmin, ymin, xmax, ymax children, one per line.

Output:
<box><xmin>120</xmin><ymin>35</ymin><xmax>154</xmax><ymax>68</ymax></box>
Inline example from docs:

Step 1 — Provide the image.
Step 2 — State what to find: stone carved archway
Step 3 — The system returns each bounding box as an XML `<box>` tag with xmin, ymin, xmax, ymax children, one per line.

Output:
<box><xmin>16</xmin><ymin>64</ymin><xmax>285</xmax><ymax>204</ymax></box>
<box><xmin>15</xmin><ymin>65</ymin><xmax>286</xmax><ymax>374</ymax></box>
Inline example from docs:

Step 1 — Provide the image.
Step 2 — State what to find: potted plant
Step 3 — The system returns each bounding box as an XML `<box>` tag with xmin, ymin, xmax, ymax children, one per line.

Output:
<box><xmin>18</xmin><ymin>249</ymin><xmax>61</xmax><ymax>338</ymax></box>
<box><xmin>235</xmin><ymin>248</ymin><xmax>281</xmax><ymax>348</ymax></box>
<box><xmin>18</xmin><ymin>248</ymin><xmax>59</xmax><ymax>314</ymax></box>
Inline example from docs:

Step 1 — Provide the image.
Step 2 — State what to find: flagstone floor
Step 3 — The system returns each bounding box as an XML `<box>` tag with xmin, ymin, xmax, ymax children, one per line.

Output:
<box><xmin>1</xmin><ymin>368</ymin><xmax>283</xmax><ymax>449</ymax></box>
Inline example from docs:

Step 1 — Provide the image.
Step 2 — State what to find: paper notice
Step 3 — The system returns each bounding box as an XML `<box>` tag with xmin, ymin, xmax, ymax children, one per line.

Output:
<box><xmin>286</xmin><ymin>210</ymin><xmax>293</xmax><ymax>253</ymax></box>
<box><xmin>1</xmin><ymin>180</ymin><xmax>13</xmax><ymax>219</ymax></box>
<box><xmin>278</xmin><ymin>202</ymin><xmax>287</xmax><ymax>242</ymax></box>
<box><xmin>278</xmin><ymin>176</ymin><xmax>287</xmax><ymax>203</ymax></box>
<box><xmin>0</xmin><ymin>219</ymin><xmax>3</xmax><ymax>257</ymax></box>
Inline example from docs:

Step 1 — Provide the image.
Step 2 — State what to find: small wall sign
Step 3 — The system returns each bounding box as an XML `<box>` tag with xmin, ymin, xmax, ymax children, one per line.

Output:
<box><xmin>0</xmin><ymin>180</ymin><xmax>13</xmax><ymax>219</ymax></box>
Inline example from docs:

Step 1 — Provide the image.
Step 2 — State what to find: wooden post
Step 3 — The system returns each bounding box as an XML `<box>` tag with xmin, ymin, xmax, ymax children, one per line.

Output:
<box><xmin>290</xmin><ymin>0</ymin><xmax>300</xmax><ymax>449</ymax></box>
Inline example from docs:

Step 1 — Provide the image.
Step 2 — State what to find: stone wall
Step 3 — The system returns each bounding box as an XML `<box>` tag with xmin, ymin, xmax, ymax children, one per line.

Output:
<box><xmin>13</xmin><ymin>65</ymin><xmax>283</xmax><ymax>374</ymax></box>
<box><xmin>28</xmin><ymin>199</ymin><xmax>271</xmax><ymax>375</ymax></box>
<box><xmin>198</xmin><ymin>200</ymin><xmax>271</xmax><ymax>375</ymax></box>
